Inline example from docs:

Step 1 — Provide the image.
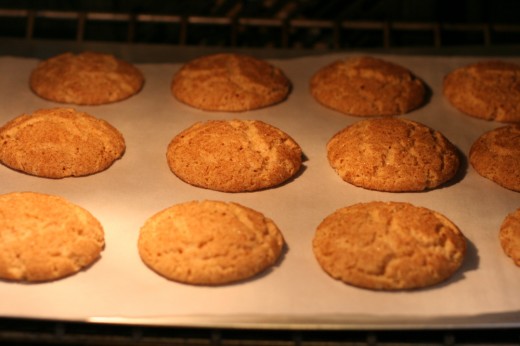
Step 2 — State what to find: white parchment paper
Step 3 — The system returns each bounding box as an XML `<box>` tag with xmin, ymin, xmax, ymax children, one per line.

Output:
<box><xmin>0</xmin><ymin>53</ymin><xmax>519</xmax><ymax>329</ymax></box>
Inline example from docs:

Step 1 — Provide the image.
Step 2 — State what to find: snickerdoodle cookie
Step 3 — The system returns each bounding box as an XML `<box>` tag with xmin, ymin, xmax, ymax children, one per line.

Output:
<box><xmin>469</xmin><ymin>124</ymin><xmax>520</xmax><ymax>192</ymax></box>
<box><xmin>171</xmin><ymin>53</ymin><xmax>291</xmax><ymax>111</ymax></box>
<box><xmin>310</xmin><ymin>56</ymin><xmax>426</xmax><ymax>116</ymax></box>
<box><xmin>443</xmin><ymin>60</ymin><xmax>520</xmax><ymax>122</ymax></box>
<box><xmin>0</xmin><ymin>107</ymin><xmax>125</xmax><ymax>178</ymax></box>
<box><xmin>0</xmin><ymin>192</ymin><xmax>105</xmax><ymax>282</ymax></box>
<box><xmin>312</xmin><ymin>201</ymin><xmax>466</xmax><ymax>290</ymax></box>
<box><xmin>138</xmin><ymin>200</ymin><xmax>284</xmax><ymax>285</ymax></box>
<box><xmin>166</xmin><ymin>119</ymin><xmax>302</xmax><ymax>192</ymax></box>
<box><xmin>500</xmin><ymin>207</ymin><xmax>520</xmax><ymax>267</ymax></box>
<box><xmin>30</xmin><ymin>51</ymin><xmax>144</xmax><ymax>105</ymax></box>
<box><xmin>326</xmin><ymin>117</ymin><xmax>460</xmax><ymax>192</ymax></box>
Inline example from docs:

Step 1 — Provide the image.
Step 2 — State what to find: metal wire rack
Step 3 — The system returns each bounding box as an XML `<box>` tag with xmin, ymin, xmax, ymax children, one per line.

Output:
<box><xmin>0</xmin><ymin>0</ymin><xmax>519</xmax><ymax>49</ymax></box>
<box><xmin>1</xmin><ymin>317</ymin><xmax>520</xmax><ymax>346</ymax></box>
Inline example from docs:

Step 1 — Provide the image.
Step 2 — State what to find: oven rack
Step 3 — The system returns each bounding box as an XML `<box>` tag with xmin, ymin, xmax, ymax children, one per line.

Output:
<box><xmin>1</xmin><ymin>317</ymin><xmax>520</xmax><ymax>346</ymax></box>
<box><xmin>0</xmin><ymin>6</ymin><xmax>519</xmax><ymax>49</ymax></box>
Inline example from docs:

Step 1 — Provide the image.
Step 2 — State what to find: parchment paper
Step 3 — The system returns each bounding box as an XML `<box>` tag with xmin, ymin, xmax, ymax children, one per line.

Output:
<box><xmin>0</xmin><ymin>52</ymin><xmax>519</xmax><ymax>329</ymax></box>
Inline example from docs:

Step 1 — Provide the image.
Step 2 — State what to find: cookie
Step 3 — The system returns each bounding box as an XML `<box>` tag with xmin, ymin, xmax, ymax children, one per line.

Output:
<box><xmin>0</xmin><ymin>192</ymin><xmax>104</xmax><ymax>282</ymax></box>
<box><xmin>138</xmin><ymin>200</ymin><xmax>284</xmax><ymax>285</ymax></box>
<box><xmin>326</xmin><ymin>117</ymin><xmax>460</xmax><ymax>192</ymax></box>
<box><xmin>0</xmin><ymin>107</ymin><xmax>126</xmax><ymax>178</ymax></box>
<box><xmin>310</xmin><ymin>56</ymin><xmax>425</xmax><ymax>116</ymax></box>
<box><xmin>166</xmin><ymin>119</ymin><xmax>302</xmax><ymax>192</ymax></box>
<box><xmin>443</xmin><ymin>60</ymin><xmax>520</xmax><ymax>123</ymax></box>
<box><xmin>500</xmin><ymin>207</ymin><xmax>520</xmax><ymax>267</ymax></box>
<box><xmin>469</xmin><ymin>124</ymin><xmax>520</xmax><ymax>192</ymax></box>
<box><xmin>312</xmin><ymin>201</ymin><xmax>466</xmax><ymax>290</ymax></box>
<box><xmin>171</xmin><ymin>53</ymin><xmax>291</xmax><ymax>112</ymax></box>
<box><xmin>30</xmin><ymin>51</ymin><xmax>144</xmax><ymax>105</ymax></box>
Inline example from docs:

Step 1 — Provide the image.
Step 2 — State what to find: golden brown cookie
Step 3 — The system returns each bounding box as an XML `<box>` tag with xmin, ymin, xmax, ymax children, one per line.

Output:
<box><xmin>166</xmin><ymin>119</ymin><xmax>302</xmax><ymax>192</ymax></box>
<box><xmin>312</xmin><ymin>201</ymin><xmax>466</xmax><ymax>290</ymax></box>
<box><xmin>443</xmin><ymin>60</ymin><xmax>520</xmax><ymax>123</ymax></box>
<box><xmin>469</xmin><ymin>124</ymin><xmax>520</xmax><ymax>192</ymax></box>
<box><xmin>138</xmin><ymin>200</ymin><xmax>284</xmax><ymax>285</ymax></box>
<box><xmin>500</xmin><ymin>207</ymin><xmax>520</xmax><ymax>267</ymax></box>
<box><xmin>0</xmin><ymin>107</ymin><xmax>126</xmax><ymax>178</ymax></box>
<box><xmin>171</xmin><ymin>53</ymin><xmax>291</xmax><ymax>112</ymax></box>
<box><xmin>0</xmin><ymin>192</ymin><xmax>105</xmax><ymax>282</ymax></box>
<box><xmin>310</xmin><ymin>56</ymin><xmax>426</xmax><ymax>116</ymax></box>
<box><xmin>30</xmin><ymin>51</ymin><xmax>144</xmax><ymax>105</ymax></box>
<box><xmin>326</xmin><ymin>117</ymin><xmax>460</xmax><ymax>192</ymax></box>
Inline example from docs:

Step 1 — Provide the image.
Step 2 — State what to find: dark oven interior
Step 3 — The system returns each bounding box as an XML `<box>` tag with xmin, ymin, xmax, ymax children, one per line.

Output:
<box><xmin>1</xmin><ymin>0</ymin><xmax>519</xmax><ymax>49</ymax></box>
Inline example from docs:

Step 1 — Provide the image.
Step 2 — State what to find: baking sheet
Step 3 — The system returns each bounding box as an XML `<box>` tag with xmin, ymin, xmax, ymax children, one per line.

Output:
<box><xmin>0</xmin><ymin>52</ymin><xmax>519</xmax><ymax>329</ymax></box>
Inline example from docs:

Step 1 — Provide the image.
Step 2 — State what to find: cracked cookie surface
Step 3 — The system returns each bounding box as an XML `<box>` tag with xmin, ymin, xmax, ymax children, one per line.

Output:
<box><xmin>469</xmin><ymin>124</ymin><xmax>520</xmax><ymax>192</ymax></box>
<box><xmin>30</xmin><ymin>51</ymin><xmax>144</xmax><ymax>105</ymax></box>
<box><xmin>0</xmin><ymin>107</ymin><xmax>126</xmax><ymax>178</ymax></box>
<box><xmin>312</xmin><ymin>201</ymin><xmax>466</xmax><ymax>290</ymax></box>
<box><xmin>171</xmin><ymin>53</ymin><xmax>291</xmax><ymax>112</ymax></box>
<box><xmin>310</xmin><ymin>56</ymin><xmax>425</xmax><ymax>116</ymax></box>
<box><xmin>327</xmin><ymin>117</ymin><xmax>460</xmax><ymax>192</ymax></box>
<box><xmin>443</xmin><ymin>60</ymin><xmax>520</xmax><ymax>123</ymax></box>
<box><xmin>167</xmin><ymin>119</ymin><xmax>302</xmax><ymax>192</ymax></box>
<box><xmin>500</xmin><ymin>207</ymin><xmax>520</xmax><ymax>267</ymax></box>
<box><xmin>0</xmin><ymin>192</ymin><xmax>105</xmax><ymax>282</ymax></box>
<box><xmin>138</xmin><ymin>200</ymin><xmax>285</xmax><ymax>285</ymax></box>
